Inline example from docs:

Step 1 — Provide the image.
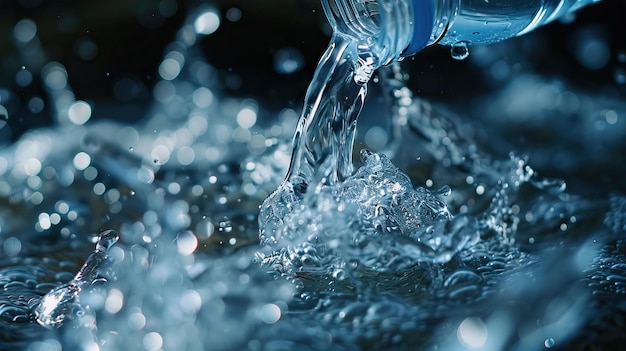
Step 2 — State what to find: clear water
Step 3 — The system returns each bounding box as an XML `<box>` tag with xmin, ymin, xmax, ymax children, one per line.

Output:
<box><xmin>1</xmin><ymin>4</ymin><xmax>626</xmax><ymax>351</ymax></box>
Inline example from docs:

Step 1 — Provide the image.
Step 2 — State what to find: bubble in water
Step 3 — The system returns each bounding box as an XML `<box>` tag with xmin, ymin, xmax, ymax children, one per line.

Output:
<box><xmin>544</xmin><ymin>337</ymin><xmax>555</xmax><ymax>348</ymax></box>
<box><xmin>451</xmin><ymin>41</ymin><xmax>470</xmax><ymax>60</ymax></box>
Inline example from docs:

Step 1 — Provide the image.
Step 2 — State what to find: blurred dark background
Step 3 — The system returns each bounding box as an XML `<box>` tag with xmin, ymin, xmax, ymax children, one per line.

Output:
<box><xmin>1</xmin><ymin>0</ymin><xmax>625</xmax><ymax>143</ymax></box>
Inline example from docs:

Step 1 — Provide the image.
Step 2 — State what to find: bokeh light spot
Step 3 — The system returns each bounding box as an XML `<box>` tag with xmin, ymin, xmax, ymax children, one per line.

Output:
<box><xmin>68</xmin><ymin>100</ymin><xmax>92</xmax><ymax>125</ymax></box>
<box><xmin>194</xmin><ymin>11</ymin><xmax>220</xmax><ymax>35</ymax></box>
<box><xmin>457</xmin><ymin>317</ymin><xmax>488</xmax><ymax>349</ymax></box>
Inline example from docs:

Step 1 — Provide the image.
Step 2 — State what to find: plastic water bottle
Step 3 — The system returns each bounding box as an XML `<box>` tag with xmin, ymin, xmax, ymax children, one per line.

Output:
<box><xmin>322</xmin><ymin>0</ymin><xmax>602</xmax><ymax>64</ymax></box>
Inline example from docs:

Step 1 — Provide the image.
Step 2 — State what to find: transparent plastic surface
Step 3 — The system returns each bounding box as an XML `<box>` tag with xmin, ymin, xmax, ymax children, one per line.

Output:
<box><xmin>324</xmin><ymin>0</ymin><xmax>601</xmax><ymax>59</ymax></box>
<box><xmin>322</xmin><ymin>0</ymin><xmax>413</xmax><ymax>64</ymax></box>
<box><xmin>437</xmin><ymin>0</ymin><xmax>602</xmax><ymax>46</ymax></box>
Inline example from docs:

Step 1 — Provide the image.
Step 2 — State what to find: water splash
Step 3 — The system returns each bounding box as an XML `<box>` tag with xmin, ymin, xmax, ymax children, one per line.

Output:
<box><xmin>259</xmin><ymin>148</ymin><xmax>479</xmax><ymax>292</ymax></box>
<box><xmin>33</xmin><ymin>230</ymin><xmax>119</xmax><ymax>328</ymax></box>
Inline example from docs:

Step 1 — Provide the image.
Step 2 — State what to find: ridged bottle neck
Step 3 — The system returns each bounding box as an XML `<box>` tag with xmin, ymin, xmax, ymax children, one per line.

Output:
<box><xmin>321</xmin><ymin>0</ymin><xmax>421</xmax><ymax>65</ymax></box>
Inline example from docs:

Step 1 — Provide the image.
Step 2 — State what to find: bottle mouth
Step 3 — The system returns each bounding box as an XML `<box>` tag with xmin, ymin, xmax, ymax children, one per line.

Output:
<box><xmin>402</xmin><ymin>0</ymin><xmax>435</xmax><ymax>56</ymax></box>
<box><xmin>322</xmin><ymin>0</ymin><xmax>405</xmax><ymax>64</ymax></box>
<box><xmin>322</xmin><ymin>0</ymin><xmax>434</xmax><ymax>63</ymax></box>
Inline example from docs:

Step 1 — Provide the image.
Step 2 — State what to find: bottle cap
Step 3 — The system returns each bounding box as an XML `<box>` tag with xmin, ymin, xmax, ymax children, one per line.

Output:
<box><xmin>403</xmin><ymin>0</ymin><xmax>434</xmax><ymax>56</ymax></box>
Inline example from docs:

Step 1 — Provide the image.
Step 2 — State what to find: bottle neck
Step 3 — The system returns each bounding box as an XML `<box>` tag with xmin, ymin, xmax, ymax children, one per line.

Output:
<box><xmin>403</xmin><ymin>0</ymin><xmax>435</xmax><ymax>56</ymax></box>
<box><xmin>321</xmin><ymin>0</ymin><xmax>412</xmax><ymax>65</ymax></box>
<box><xmin>322</xmin><ymin>0</ymin><xmax>447</xmax><ymax>64</ymax></box>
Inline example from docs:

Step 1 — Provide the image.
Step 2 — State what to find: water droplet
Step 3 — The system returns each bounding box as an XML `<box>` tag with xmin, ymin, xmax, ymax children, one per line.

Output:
<box><xmin>96</xmin><ymin>229</ymin><xmax>119</xmax><ymax>251</ymax></box>
<box><xmin>451</xmin><ymin>41</ymin><xmax>470</xmax><ymax>60</ymax></box>
<box><xmin>436</xmin><ymin>185</ymin><xmax>451</xmax><ymax>197</ymax></box>
<box><xmin>531</xmin><ymin>177</ymin><xmax>566</xmax><ymax>193</ymax></box>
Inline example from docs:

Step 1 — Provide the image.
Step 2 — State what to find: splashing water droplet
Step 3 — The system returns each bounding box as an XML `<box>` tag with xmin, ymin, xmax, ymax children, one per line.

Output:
<box><xmin>34</xmin><ymin>230</ymin><xmax>119</xmax><ymax>328</ymax></box>
<box><xmin>96</xmin><ymin>229</ymin><xmax>119</xmax><ymax>252</ymax></box>
<box><xmin>450</xmin><ymin>41</ymin><xmax>470</xmax><ymax>60</ymax></box>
